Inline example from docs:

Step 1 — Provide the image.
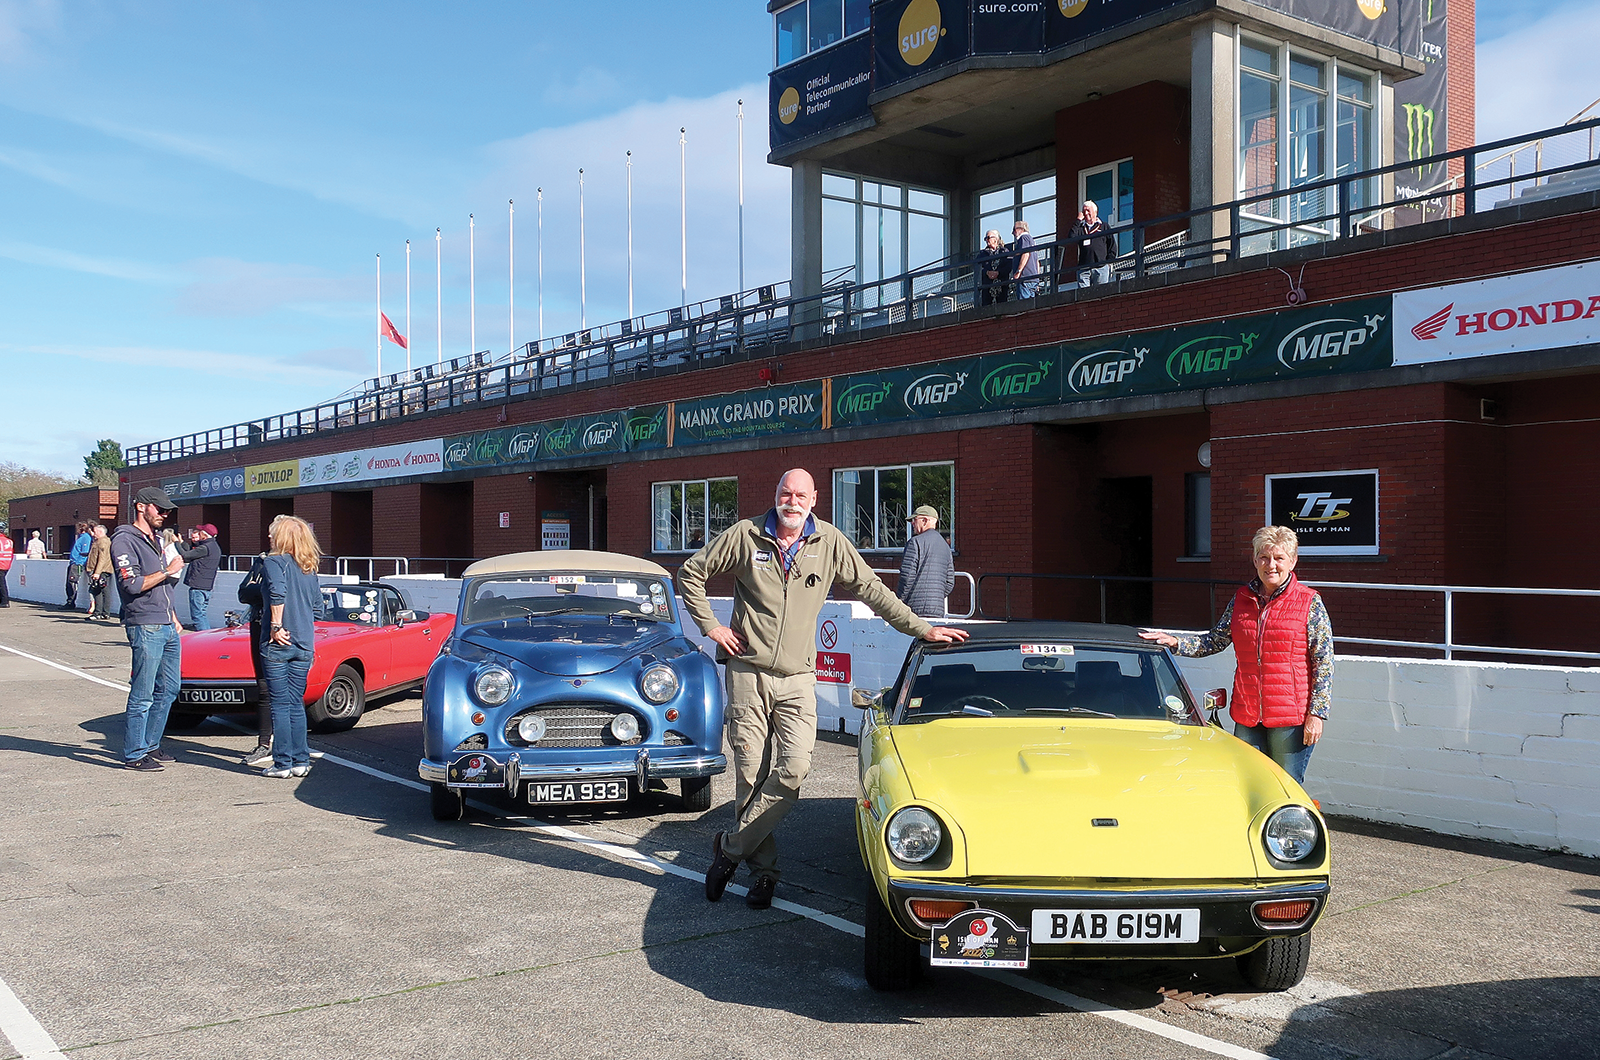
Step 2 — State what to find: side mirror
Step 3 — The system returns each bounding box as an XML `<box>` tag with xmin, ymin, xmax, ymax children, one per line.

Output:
<box><xmin>396</xmin><ymin>609</ymin><xmax>423</xmax><ymax>625</ymax></box>
<box><xmin>1203</xmin><ymin>688</ymin><xmax>1227</xmax><ymax>725</ymax></box>
<box><xmin>851</xmin><ymin>686</ymin><xmax>894</xmax><ymax>711</ymax></box>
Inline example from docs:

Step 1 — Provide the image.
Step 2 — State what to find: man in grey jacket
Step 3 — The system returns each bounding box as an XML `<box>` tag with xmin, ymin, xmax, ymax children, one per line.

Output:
<box><xmin>897</xmin><ymin>505</ymin><xmax>955</xmax><ymax>618</ymax></box>
<box><xmin>680</xmin><ymin>469</ymin><xmax>968</xmax><ymax>910</ymax></box>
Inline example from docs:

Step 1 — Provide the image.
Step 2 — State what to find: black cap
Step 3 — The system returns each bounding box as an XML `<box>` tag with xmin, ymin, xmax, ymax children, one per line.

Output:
<box><xmin>134</xmin><ymin>486</ymin><xmax>177</xmax><ymax>511</ymax></box>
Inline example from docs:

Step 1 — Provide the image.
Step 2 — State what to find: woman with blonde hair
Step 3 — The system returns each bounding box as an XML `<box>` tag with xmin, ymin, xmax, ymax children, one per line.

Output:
<box><xmin>1140</xmin><ymin>525</ymin><xmax>1334</xmax><ymax>783</ymax></box>
<box><xmin>260</xmin><ymin>515</ymin><xmax>326</xmax><ymax>779</ymax></box>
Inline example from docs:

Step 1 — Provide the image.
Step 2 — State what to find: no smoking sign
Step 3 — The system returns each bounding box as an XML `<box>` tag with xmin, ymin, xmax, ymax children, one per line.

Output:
<box><xmin>819</xmin><ymin>619</ymin><xmax>838</xmax><ymax>650</ymax></box>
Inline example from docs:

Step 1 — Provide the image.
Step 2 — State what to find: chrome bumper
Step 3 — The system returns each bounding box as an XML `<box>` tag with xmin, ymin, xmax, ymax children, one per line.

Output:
<box><xmin>419</xmin><ymin>749</ymin><xmax>726</xmax><ymax>789</ymax></box>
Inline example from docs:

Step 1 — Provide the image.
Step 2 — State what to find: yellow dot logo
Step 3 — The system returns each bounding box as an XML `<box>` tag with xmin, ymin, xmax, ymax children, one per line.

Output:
<box><xmin>1058</xmin><ymin>0</ymin><xmax>1089</xmax><ymax>17</ymax></box>
<box><xmin>898</xmin><ymin>0</ymin><xmax>944</xmax><ymax>67</ymax></box>
<box><xmin>1356</xmin><ymin>0</ymin><xmax>1384</xmax><ymax>18</ymax></box>
<box><xmin>778</xmin><ymin>86</ymin><xmax>800</xmax><ymax>124</ymax></box>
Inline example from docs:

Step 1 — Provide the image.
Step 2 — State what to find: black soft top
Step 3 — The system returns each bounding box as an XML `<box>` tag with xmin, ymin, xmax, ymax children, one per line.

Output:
<box><xmin>926</xmin><ymin>621</ymin><xmax>1154</xmax><ymax>649</ymax></box>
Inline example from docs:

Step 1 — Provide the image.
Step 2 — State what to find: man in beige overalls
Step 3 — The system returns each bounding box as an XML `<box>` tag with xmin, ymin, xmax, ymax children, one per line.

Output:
<box><xmin>679</xmin><ymin>468</ymin><xmax>968</xmax><ymax>909</ymax></box>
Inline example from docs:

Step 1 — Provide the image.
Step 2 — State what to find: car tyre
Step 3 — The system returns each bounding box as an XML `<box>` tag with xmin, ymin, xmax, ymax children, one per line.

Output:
<box><xmin>165</xmin><ymin>711</ymin><xmax>208</xmax><ymax>731</ymax></box>
<box><xmin>307</xmin><ymin>663</ymin><xmax>365</xmax><ymax>733</ymax></box>
<box><xmin>1237</xmin><ymin>933</ymin><xmax>1311</xmax><ymax>991</ymax></box>
<box><xmin>430</xmin><ymin>782</ymin><xmax>465</xmax><ymax>821</ymax></box>
<box><xmin>864</xmin><ymin>881</ymin><xmax>923</xmax><ymax>991</ymax></box>
<box><xmin>679</xmin><ymin>776</ymin><xmax>713</xmax><ymax>812</ymax></box>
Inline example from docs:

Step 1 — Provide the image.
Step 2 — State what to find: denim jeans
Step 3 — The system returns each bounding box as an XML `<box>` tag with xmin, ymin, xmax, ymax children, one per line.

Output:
<box><xmin>1014</xmin><ymin>277</ymin><xmax>1042</xmax><ymax>299</ymax></box>
<box><xmin>262</xmin><ymin>642</ymin><xmax>313</xmax><ymax>769</ymax></box>
<box><xmin>1233</xmin><ymin>722</ymin><xmax>1315</xmax><ymax>784</ymax></box>
<box><xmin>124</xmin><ymin>623</ymin><xmax>181</xmax><ymax>763</ymax></box>
<box><xmin>1078</xmin><ymin>264</ymin><xmax>1112</xmax><ymax>287</ymax></box>
<box><xmin>188</xmin><ymin>588</ymin><xmax>213</xmax><ymax>631</ymax></box>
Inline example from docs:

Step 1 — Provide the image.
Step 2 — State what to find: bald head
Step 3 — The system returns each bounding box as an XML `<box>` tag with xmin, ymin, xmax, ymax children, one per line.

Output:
<box><xmin>775</xmin><ymin>468</ymin><xmax>817</xmax><ymax>532</ymax></box>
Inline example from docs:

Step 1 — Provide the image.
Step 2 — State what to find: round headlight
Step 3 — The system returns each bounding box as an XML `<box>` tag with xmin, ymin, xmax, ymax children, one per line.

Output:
<box><xmin>1264</xmin><ymin>805</ymin><xmax>1321</xmax><ymax>862</ymax></box>
<box><xmin>887</xmin><ymin>807</ymin><xmax>942</xmax><ymax>863</ymax></box>
<box><xmin>517</xmin><ymin>714</ymin><xmax>547</xmax><ymax>743</ymax></box>
<box><xmin>610</xmin><ymin>713</ymin><xmax>640</xmax><ymax>742</ymax></box>
<box><xmin>474</xmin><ymin>666</ymin><xmax>514</xmax><ymax>706</ymax></box>
<box><xmin>640</xmin><ymin>664</ymin><xmax>679</xmax><ymax>704</ymax></box>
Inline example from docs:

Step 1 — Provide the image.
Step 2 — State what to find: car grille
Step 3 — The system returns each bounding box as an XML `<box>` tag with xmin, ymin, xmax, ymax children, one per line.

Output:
<box><xmin>505</xmin><ymin>704</ymin><xmax>646</xmax><ymax>748</ymax></box>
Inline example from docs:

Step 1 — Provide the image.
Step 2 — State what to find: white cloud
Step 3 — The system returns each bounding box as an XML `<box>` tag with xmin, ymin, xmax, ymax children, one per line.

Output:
<box><xmin>0</xmin><ymin>340</ymin><xmax>358</xmax><ymax>388</ymax></box>
<box><xmin>173</xmin><ymin>258</ymin><xmax>369</xmax><ymax>318</ymax></box>
<box><xmin>0</xmin><ymin>0</ymin><xmax>59</xmax><ymax>66</ymax></box>
<box><xmin>0</xmin><ymin>238</ymin><xmax>182</xmax><ymax>283</ymax></box>
<box><xmin>1476</xmin><ymin>2</ymin><xmax>1600</xmax><ymax>141</ymax></box>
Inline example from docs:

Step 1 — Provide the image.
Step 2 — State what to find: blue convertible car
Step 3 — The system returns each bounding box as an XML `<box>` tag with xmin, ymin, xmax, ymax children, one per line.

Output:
<box><xmin>419</xmin><ymin>551</ymin><xmax>726</xmax><ymax>820</ymax></box>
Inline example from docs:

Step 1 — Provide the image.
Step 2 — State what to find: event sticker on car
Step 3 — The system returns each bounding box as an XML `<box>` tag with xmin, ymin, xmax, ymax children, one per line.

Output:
<box><xmin>548</xmin><ymin>575</ymin><xmax>586</xmax><ymax>585</ymax></box>
<box><xmin>1020</xmin><ymin>644</ymin><xmax>1074</xmax><ymax>655</ymax></box>
<box><xmin>931</xmin><ymin>909</ymin><xmax>1029</xmax><ymax>969</ymax></box>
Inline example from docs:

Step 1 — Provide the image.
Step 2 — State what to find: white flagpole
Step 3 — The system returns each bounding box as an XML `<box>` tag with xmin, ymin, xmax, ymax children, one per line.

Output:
<box><xmin>435</xmin><ymin>227</ymin><xmax>442</xmax><ymax>364</ymax></box>
<box><xmin>537</xmin><ymin>188</ymin><xmax>544</xmax><ymax>343</ymax></box>
<box><xmin>680</xmin><ymin>126</ymin><xmax>688</xmax><ymax>308</ymax></box>
<box><xmin>509</xmin><ymin>198</ymin><xmax>515</xmax><ymax>355</ymax></box>
<box><xmin>375</xmin><ymin>253</ymin><xmax>382</xmax><ymax>379</ymax></box>
<box><xmin>579</xmin><ymin>168</ymin><xmax>587</xmax><ymax>331</ymax></box>
<box><xmin>405</xmin><ymin>239</ymin><xmax>411</xmax><ymax>374</ymax></box>
<box><xmin>626</xmin><ymin>150</ymin><xmax>634</xmax><ymax>321</ymax></box>
<box><xmin>469</xmin><ymin>213</ymin><xmax>476</xmax><ymax>357</ymax></box>
<box><xmin>738</xmin><ymin>100</ymin><xmax>745</xmax><ymax>296</ymax></box>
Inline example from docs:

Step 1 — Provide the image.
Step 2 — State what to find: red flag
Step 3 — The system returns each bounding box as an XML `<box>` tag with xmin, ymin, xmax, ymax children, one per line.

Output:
<box><xmin>380</xmin><ymin>312</ymin><xmax>408</xmax><ymax>350</ymax></box>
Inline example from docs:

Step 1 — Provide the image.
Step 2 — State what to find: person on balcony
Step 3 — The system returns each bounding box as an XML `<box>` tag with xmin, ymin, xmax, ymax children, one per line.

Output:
<box><xmin>1009</xmin><ymin>220</ymin><xmax>1041</xmax><ymax>298</ymax></box>
<box><xmin>1139</xmin><ymin>525</ymin><xmax>1333</xmax><ymax>783</ymax></box>
<box><xmin>975</xmin><ymin>229</ymin><xmax>1010</xmax><ymax>306</ymax></box>
<box><xmin>1068</xmin><ymin>200</ymin><xmax>1118</xmax><ymax>287</ymax></box>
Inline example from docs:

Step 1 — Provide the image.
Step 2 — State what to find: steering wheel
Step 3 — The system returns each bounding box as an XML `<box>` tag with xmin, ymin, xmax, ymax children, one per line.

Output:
<box><xmin>951</xmin><ymin>695</ymin><xmax>1009</xmax><ymax>715</ymax></box>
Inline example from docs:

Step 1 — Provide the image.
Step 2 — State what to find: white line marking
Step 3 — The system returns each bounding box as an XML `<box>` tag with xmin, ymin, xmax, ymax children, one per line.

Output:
<box><xmin>0</xmin><ymin>974</ymin><xmax>65</xmax><ymax>1060</ymax></box>
<box><xmin>1</xmin><ymin>640</ymin><xmax>1278</xmax><ymax>1060</ymax></box>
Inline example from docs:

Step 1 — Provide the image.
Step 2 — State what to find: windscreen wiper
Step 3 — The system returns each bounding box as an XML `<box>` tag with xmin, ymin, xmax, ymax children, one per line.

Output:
<box><xmin>1027</xmin><ymin>705</ymin><xmax>1118</xmax><ymax>718</ymax></box>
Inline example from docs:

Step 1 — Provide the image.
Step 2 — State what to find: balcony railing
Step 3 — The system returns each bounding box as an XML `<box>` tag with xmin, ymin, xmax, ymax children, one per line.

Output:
<box><xmin>127</xmin><ymin>117</ymin><xmax>1600</xmax><ymax>468</ymax></box>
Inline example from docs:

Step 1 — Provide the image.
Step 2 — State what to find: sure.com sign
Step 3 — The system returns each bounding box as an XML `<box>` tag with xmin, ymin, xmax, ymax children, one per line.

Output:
<box><xmin>1393</xmin><ymin>261</ymin><xmax>1600</xmax><ymax>365</ymax></box>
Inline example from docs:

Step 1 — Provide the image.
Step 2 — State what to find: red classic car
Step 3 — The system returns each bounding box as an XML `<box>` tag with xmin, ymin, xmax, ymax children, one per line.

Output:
<box><xmin>172</xmin><ymin>581</ymin><xmax>454</xmax><ymax>732</ymax></box>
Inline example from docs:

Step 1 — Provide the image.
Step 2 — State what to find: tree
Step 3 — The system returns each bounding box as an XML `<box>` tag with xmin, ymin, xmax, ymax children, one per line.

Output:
<box><xmin>83</xmin><ymin>439</ymin><xmax>124</xmax><ymax>488</ymax></box>
<box><xmin>0</xmin><ymin>462</ymin><xmax>79</xmax><ymax>529</ymax></box>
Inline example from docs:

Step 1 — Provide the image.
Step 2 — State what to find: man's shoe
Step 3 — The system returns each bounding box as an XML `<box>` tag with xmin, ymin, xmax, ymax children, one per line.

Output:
<box><xmin>243</xmin><ymin>744</ymin><xmax>273</xmax><ymax>769</ymax></box>
<box><xmin>705</xmin><ymin>832</ymin><xmax>738</xmax><ymax>902</ymax></box>
<box><xmin>124</xmin><ymin>755</ymin><xmax>163</xmax><ymax>772</ymax></box>
<box><xmin>746</xmin><ymin>875</ymin><xmax>777</xmax><ymax>910</ymax></box>
<box><xmin>289</xmin><ymin>764</ymin><xmax>311</xmax><ymax>777</ymax></box>
<box><xmin>262</xmin><ymin>765</ymin><xmax>294</xmax><ymax>778</ymax></box>
<box><xmin>149</xmin><ymin>748</ymin><xmax>175</xmax><ymax>764</ymax></box>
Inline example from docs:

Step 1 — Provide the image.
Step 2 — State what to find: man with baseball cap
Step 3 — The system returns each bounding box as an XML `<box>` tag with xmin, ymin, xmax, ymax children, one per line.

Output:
<box><xmin>897</xmin><ymin>505</ymin><xmax>956</xmax><ymax>618</ymax></box>
<box><xmin>111</xmin><ymin>487</ymin><xmax>186</xmax><ymax>771</ymax></box>
<box><xmin>185</xmin><ymin>523</ymin><xmax>224</xmax><ymax>630</ymax></box>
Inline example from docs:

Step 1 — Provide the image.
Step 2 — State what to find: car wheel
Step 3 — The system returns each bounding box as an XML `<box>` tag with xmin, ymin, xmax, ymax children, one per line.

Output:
<box><xmin>166</xmin><ymin>712</ymin><xmax>208</xmax><ymax>731</ymax></box>
<box><xmin>430</xmin><ymin>782</ymin><xmax>465</xmax><ymax>821</ymax></box>
<box><xmin>1237</xmin><ymin>933</ymin><xmax>1311</xmax><ymax>991</ymax></box>
<box><xmin>864</xmin><ymin>881</ymin><xmax>923</xmax><ymax>991</ymax></box>
<box><xmin>679</xmin><ymin>775</ymin><xmax>713</xmax><ymax>812</ymax></box>
<box><xmin>307</xmin><ymin>664</ymin><xmax>365</xmax><ymax>733</ymax></box>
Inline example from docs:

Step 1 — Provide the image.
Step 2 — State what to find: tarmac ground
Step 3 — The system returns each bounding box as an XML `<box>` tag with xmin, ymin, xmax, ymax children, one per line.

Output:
<box><xmin>1</xmin><ymin>599</ymin><xmax>1596</xmax><ymax>1060</ymax></box>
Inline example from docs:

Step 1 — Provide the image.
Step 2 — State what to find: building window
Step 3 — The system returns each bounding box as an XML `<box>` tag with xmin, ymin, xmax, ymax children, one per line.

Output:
<box><xmin>652</xmin><ymin>478</ymin><xmax>738</xmax><ymax>553</ymax></box>
<box><xmin>823</xmin><ymin>174</ymin><xmax>948</xmax><ymax>307</ymax></box>
<box><xmin>1238</xmin><ymin>35</ymin><xmax>1376</xmax><ymax>250</ymax></box>
<box><xmin>773</xmin><ymin>0</ymin><xmax>871</xmax><ymax>67</ymax></box>
<box><xmin>833</xmin><ymin>463</ymin><xmax>953</xmax><ymax>551</ymax></box>
<box><xmin>1185</xmin><ymin>473</ymin><xmax>1212</xmax><ymax>558</ymax></box>
<box><xmin>1077</xmin><ymin>159</ymin><xmax>1134</xmax><ymax>255</ymax></box>
<box><xmin>975</xmin><ymin>173</ymin><xmax>1057</xmax><ymax>248</ymax></box>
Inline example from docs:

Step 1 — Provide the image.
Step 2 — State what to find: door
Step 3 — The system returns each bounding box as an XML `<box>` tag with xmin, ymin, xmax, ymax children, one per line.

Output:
<box><xmin>1098</xmin><ymin>476</ymin><xmax>1153</xmax><ymax>626</ymax></box>
<box><xmin>1078</xmin><ymin>159</ymin><xmax>1135</xmax><ymax>256</ymax></box>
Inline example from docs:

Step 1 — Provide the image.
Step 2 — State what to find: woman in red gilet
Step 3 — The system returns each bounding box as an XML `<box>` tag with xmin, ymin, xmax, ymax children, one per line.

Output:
<box><xmin>1141</xmin><ymin>526</ymin><xmax>1334</xmax><ymax>782</ymax></box>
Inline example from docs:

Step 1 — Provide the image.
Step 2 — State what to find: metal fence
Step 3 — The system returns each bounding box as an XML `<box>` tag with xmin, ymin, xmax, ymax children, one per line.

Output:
<box><xmin>127</xmin><ymin>117</ymin><xmax>1600</xmax><ymax>469</ymax></box>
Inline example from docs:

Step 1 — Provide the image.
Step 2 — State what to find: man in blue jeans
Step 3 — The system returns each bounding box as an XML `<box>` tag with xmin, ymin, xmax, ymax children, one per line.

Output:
<box><xmin>111</xmin><ymin>487</ymin><xmax>186</xmax><ymax>772</ymax></box>
<box><xmin>184</xmin><ymin>524</ymin><xmax>223</xmax><ymax>630</ymax></box>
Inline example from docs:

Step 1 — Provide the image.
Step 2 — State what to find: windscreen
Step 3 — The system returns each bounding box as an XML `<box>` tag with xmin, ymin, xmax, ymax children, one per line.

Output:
<box><xmin>463</xmin><ymin>573</ymin><xmax>674</xmax><ymax>624</ymax></box>
<box><xmin>322</xmin><ymin>586</ymin><xmax>386</xmax><ymax>626</ymax></box>
<box><xmin>898</xmin><ymin>642</ymin><xmax>1199</xmax><ymax>724</ymax></box>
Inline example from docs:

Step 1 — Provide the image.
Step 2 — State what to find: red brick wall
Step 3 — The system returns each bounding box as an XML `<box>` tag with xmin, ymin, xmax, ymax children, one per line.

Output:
<box><xmin>1054</xmin><ymin>81</ymin><xmax>1190</xmax><ymax>242</ymax></box>
<box><xmin>1447</xmin><ymin>0</ymin><xmax>1475</xmax><ymax>151</ymax></box>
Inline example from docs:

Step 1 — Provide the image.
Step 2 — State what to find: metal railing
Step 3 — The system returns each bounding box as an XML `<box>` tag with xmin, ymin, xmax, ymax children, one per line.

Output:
<box><xmin>870</xmin><ymin>568</ymin><xmax>978</xmax><ymax>620</ymax></box>
<box><xmin>126</xmin><ymin>118</ymin><xmax>1600</xmax><ymax>469</ymax></box>
<box><xmin>977</xmin><ymin>572</ymin><xmax>1600</xmax><ymax>665</ymax></box>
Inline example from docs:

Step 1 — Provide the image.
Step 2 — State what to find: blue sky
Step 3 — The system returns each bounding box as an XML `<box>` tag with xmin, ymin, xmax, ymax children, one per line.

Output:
<box><xmin>1</xmin><ymin>0</ymin><xmax>1593</xmax><ymax>477</ymax></box>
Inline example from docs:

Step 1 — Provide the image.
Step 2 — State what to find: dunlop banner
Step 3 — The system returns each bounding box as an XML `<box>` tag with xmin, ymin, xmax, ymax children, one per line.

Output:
<box><xmin>244</xmin><ymin>459</ymin><xmax>299</xmax><ymax>494</ymax></box>
<box><xmin>672</xmin><ymin>382</ymin><xmax>826</xmax><ymax>446</ymax></box>
<box><xmin>834</xmin><ymin>297</ymin><xmax>1393</xmax><ymax>426</ymax></box>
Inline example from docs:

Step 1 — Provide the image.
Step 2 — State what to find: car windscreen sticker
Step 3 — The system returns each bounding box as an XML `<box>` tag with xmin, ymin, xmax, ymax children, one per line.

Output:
<box><xmin>1020</xmin><ymin>644</ymin><xmax>1074</xmax><ymax>655</ymax></box>
<box><xmin>931</xmin><ymin>909</ymin><xmax>1029</xmax><ymax>969</ymax></box>
<box><xmin>908</xmin><ymin>697</ymin><xmax>922</xmax><ymax>709</ymax></box>
<box><xmin>549</xmin><ymin>575</ymin><xmax>586</xmax><ymax>584</ymax></box>
<box><xmin>640</xmin><ymin>602</ymin><xmax>655</xmax><ymax>613</ymax></box>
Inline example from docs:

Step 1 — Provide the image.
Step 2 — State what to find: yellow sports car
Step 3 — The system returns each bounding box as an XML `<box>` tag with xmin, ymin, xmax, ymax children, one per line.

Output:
<box><xmin>856</xmin><ymin>622</ymin><xmax>1330</xmax><ymax>991</ymax></box>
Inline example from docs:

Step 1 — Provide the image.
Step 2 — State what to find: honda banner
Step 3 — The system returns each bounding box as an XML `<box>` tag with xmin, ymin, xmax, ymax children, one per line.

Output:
<box><xmin>1393</xmin><ymin>261</ymin><xmax>1600</xmax><ymax>365</ymax></box>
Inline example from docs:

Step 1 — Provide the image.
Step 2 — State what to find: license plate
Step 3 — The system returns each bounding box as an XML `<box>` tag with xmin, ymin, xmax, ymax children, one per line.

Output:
<box><xmin>528</xmin><ymin>780</ymin><xmax>628</xmax><ymax>805</ymax></box>
<box><xmin>1031</xmin><ymin>908</ymin><xmax>1201</xmax><ymax>944</ymax></box>
<box><xmin>179</xmin><ymin>688</ymin><xmax>245</xmax><ymax>704</ymax></box>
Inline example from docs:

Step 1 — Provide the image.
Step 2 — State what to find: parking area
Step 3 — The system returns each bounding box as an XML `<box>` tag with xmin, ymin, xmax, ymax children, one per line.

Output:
<box><xmin>0</xmin><ymin>601</ymin><xmax>1595</xmax><ymax>1060</ymax></box>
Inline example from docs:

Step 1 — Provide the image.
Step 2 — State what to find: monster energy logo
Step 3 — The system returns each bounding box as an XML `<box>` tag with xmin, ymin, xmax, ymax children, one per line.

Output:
<box><xmin>1404</xmin><ymin>104</ymin><xmax>1436</xmax><ymax>176</ymax></box>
